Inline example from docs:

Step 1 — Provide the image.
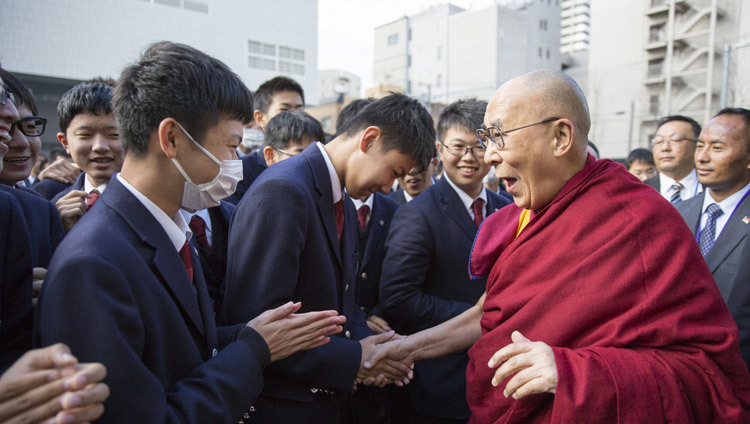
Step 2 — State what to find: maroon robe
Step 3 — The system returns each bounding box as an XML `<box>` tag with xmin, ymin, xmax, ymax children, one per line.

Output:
<box><xmin>466</xmin><ymin>155</ymin><xmax>750</xmax><ymax>423</ymax></box>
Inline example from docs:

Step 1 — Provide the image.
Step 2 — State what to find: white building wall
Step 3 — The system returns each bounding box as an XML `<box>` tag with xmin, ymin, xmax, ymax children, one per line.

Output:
<box><xmin>318</xmin><ymin>70</ymin><xmax>361</xmax><ymax>102</ymax></box>
<box><xmin>0</xmin><ymin>0</ymin><xmax>319</xmax><ymax>102</ymax></box>
<box><xmin>373</xmin><ymin>17</ymin><xmax>409</xmax><ymax>91</ymax></box>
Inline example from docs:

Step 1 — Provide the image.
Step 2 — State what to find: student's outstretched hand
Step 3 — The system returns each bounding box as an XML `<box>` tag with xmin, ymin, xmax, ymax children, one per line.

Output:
<box><xmin>0</xmin><ymin>343</ymin><xmax>109</xmax><ymax>424</ymax></box>
<box><xmin>37</xmin><ymin>157</ymin><xmax>80</xmax><ymax>185</ymax></box>
<box><xmin>248</xmin><ymin>301</ymin><xmax>346</xmax><ymax>362</ymax></box>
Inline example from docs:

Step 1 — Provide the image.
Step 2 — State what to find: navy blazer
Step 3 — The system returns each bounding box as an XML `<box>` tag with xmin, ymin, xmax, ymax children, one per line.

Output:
<box><xmin>677</xmin><ymin>190</ymin><xmax>750</xmax><ymax>368</ymax></box>
<box><xmin>354</xmin><ymin>193</ymin><xmax>399</xmax><ymax>316</ymax></box>
<box><xmin>50</xmin><ymin>172</ymin><xmax>86</xmax><ymax>205</ymax></box>
<box><xmin>32</xmin><ymin>177</ymin><xmax>71</xmax><ymax>201</ymax></box>
<box><xmin>222</xmin><ymin>143</ymin><xmax>369</xmax><ymax>421</ymax></box>
<box><xmin>0</xmin><ymin>185</ymin><xmax>64</xmax><ymax>268</ymax></box>
<box><xmin>225</xmin><ymin>151</ymin><xmax>267</xmax><ymax>205</ymax></box>
<box><xmin>379</xmin><ymin>177</ymin><xmax>511</xmax><ymax>420</ymax></box>
<box><xmin>388</xmin><ymin>188</ymin><xmax>407</xmax><ymax>206</ymax></box>
<box><xmin>40</xmin><ymin>176</ymin><xmax>271</xmax><ymax>423</ymax></box>
<box><xmin>0</xmin><ymin>191</ymin><xmax>33</xmax><ymax>371</ymax></box>
<box><xmin>191</xmin><ymin>201</ymin><xmax>234</xmax><ymax>315</ymax></box>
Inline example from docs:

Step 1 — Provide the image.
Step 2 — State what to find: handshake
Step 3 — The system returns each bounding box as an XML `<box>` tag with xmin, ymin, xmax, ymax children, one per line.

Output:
<box><xmin>356</xmin><ymin>315</ymin><xmax>415</xmax><ymax>388</ymax></box>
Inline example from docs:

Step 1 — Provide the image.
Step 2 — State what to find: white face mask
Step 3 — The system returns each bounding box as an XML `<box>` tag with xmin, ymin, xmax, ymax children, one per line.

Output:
<box><xmin>171</xmin><ymin>122</ymin><xmax>243</xmax><ymax>210</ymax></box>
<box><xmin>241</xmin><ymin>127</ymin><xmax>264</xmax><ymax>151</ymax></box>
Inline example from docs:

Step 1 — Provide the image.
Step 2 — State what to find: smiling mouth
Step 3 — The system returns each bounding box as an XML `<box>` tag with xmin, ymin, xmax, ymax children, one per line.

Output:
<box><xmin>91</xmin><ymin>157</ymin><xmax>113</xmax><ymax>164</ymax></box>
<box><xmin>4</xmin><ymin>156</ymin><xmax>29</xmax><ymax>164</ymax></box>
<box><xmin>405</xmin><ymin>178</ymin><xmax>421</xmax><ymax>184</ymax></box>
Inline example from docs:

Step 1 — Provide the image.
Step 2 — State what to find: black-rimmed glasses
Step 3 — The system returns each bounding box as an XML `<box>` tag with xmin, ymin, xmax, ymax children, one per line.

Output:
<box><xmin>476</xmin><ymin>117</ymin><xmax>560</xmax><ymax>150</ymax></box>
<box><xmin>0</xmin><ymin>84</ymin><xmax>18</xmax><ymax>107</ymax></box>
<box><xmin>443</xmin><ymin>144</ymin><xmax>485</xmax><ymax>159</ymax></box>
<box><xmin>10</xmin><ymin>116</ymin><xmax>47</xmax><ymax>137</ymax></box>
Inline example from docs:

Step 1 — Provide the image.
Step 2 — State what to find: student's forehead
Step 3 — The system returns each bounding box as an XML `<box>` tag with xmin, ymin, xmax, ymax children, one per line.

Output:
<box><xmin>69</xmin><ymin>112</ymin><xmax>116</xmax><ymax>127</ymax></box>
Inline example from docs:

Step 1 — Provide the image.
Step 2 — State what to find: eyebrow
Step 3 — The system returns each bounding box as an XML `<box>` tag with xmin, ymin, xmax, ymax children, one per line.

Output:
<box><xmin>279</xmin><ymin>102</ymin><xmax>304</xmax><ymax>108</ymax></box>
<box><xmin>73</xmin><ymin>125</ymin><xmax>118</xmax><ymax>131</ymax></box>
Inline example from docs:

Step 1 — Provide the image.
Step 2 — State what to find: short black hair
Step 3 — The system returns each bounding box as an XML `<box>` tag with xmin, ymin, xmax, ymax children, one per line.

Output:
<box><xmin>626</xmin><ymin>148</ymin><xmax>654</xmax><ymax>169</ymax></box>
<box><xmin>336</xmin><ymin>98</ymin><xmax>374</xmax><ymax>135</ymax></box>
<box><xmin>57</xmin><ymin>81</ymin><xmax>113</xmax><ymax>135</ymax></box>
<box><xmin>114</xmin><ymin>41</ymin><xmax>253</xmax><ymax>157</ymax></box>
<box><xmin>48</xmin><ymin>147</ymin><xmax>71</xmax><ymax>162</ymax></box>
<box><xmin>341</xmin><ymin>93</ymin><xmax>436</xmax><ymax>171</ymax></box>
<box><xmin>715</xmin><ymin>107</ymin><xmax>750</xmax><ymax>151</ymax></box>
<box><xmin>657</xmin><ymin>115</ymin><xmax>701</xmax><ymax>139</ymax></box>
<box><xmin>254</xmin><ymin>76</ymin><xmax>304</xmax><ymax>114</ymax></box>
<box><xmin>265</xmin><ymin>110</ymin><xmax>325</xmax><ymax>150</ymax></box>
<box><xmin>436</xmin><ymin>98</ymin><xmax>487</xmax><ymax>143</ymax></box>
<box><xmin>0</xmin><ymin>70</ymin><xmax>38</xmax><ymax>115</ymax></box>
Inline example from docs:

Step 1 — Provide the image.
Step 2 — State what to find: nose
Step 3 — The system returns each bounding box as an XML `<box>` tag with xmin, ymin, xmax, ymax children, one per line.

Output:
<box><xmin>483</xmin><ymin>143</ymin><xmax>501</xmax><ymax>166</ymax></box>
<box><xmin>694</xmin><ymin>144</ymin><xmax>708</xmax><ymax>164</ymax></box>
<box><xmin>91</xmin><ymin>134</ymin><xmax>110</xmax><ymax>152</ymax></box>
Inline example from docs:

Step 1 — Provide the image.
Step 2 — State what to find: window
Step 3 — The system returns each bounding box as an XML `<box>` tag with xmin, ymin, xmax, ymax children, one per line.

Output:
<box><xmin>279</xmin><ymin>61</ymin><xmax>291</xmax><ymax>73</ymax></box>
<box><xmin>407</xmin><ymin>55</ymin><xmax>411</xmax><ymax>67</ymax></box>
<box><xmin>263</xmin><ymin>44</ymin><xmax>276</xmax><ymax>57</ymax></box>
<box><xmin>436</xmin><ymin>74</ymin><xmax>442</xmax><ymax>88</ymax></box>
<box><xmin>546</xmin><ymin>49</ymin><xmax>550</xmax><ymax>59</ymax></box>
<box><xmin>388</xmin><ymin>33</ymin><xmax>399</xmax><ymax>46</ymax></box>
<box><xmin>279</xmin><ymin>46</ymin><xmax>291</xmax><ymax>59</ymax></box>
<box><xmin>649</xmin><ymin>95</ymin><xmax>659</xmax><ymax>115</ymax></box>
<box><xmin>248</xmin><ymin>41</ymin><xmax>261</xmax><ymax>54</ymax></box>
<box><xmin>262</xmin><ymin>59</ymin><xmax>275</xmax><ymax>71</ymax></box>
<box><xmin>293</xmin><ymin>49</ymin><xmax>305</xmax><ymax>61</ymax></box>
<box><xmin>538</xmin><ymin>47</ymin><xmax>542</xmax><ymax>58</ymax></box>
<box><xmin>437</xmin><ymin>46</ymin><xmax>442</xmax><ymax>61</ymax></box>
<box><xmin>292</xmin><ymin>64</ymin><xmax>305</xmax><ymax>75</ymax></box>
<box><xmin>183</xmin><ymin>0</ymin><xmax>208</xmax><ymax>13</ymax></box>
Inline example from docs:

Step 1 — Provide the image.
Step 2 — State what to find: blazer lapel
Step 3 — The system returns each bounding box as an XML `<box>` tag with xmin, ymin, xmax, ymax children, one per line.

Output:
<box><xmin>361</xmin><ymin>196</ymin><xmax>385</xmax><ymax>269</ymax></box>
<box><xmin>437</xmin><ymin>179</ymin><xmax>476</xmax><ymax>240</ymax></box>
<box><xmin>305</xmin><ymin>146</ymin><xmax>342</xmax><ymax>265</ymax></box>
<box><xmin>705</xmin><ymin>194</ymin><xmax>750</xmax><ymax>274</ymax></box>
<box><xmin>682</xmin><ymin>192</ymin><xmax>704</xmax><ymax>236</ymax></box>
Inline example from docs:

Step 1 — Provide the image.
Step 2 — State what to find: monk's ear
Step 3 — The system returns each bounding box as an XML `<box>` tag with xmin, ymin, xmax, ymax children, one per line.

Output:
<box><xmin>552</xmin><ymin>119</ymin><xmax>576</xmax><ymax>158</ymax></box>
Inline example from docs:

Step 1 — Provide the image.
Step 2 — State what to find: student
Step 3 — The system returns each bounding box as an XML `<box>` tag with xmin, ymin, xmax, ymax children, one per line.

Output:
<box><xmin>40</xmin><ymin>41</ymin><xmax>345</xmax><ymax>423</ymax></box>
<box><xmin>262</xmin><ymin>109</ymin><xmax>325</xmax><ymax>166</ymax></box>
<box><xmin>626</xmin><ymin>147</ymin><xmax>657</xmax><ymax>182</ymax></box>
<box><xmin>48</xmin><ymin>82</ymin><xmax>123</xmax><ymax>231</ymax></box>
<box><xmin>221</xmin><ymin>93</ymin><xmax>435</xmax><ymax>423</ymax></box>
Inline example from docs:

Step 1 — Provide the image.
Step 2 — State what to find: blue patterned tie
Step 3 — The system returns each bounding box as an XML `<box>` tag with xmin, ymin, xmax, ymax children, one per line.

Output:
<box><xmin>698</xmin><ymin>203</ymin><xmax>723</xmax><ymax>256</ymax></box>
<box><xmin>668</xmin><ymin>183</ymin><xmax>683</xmax><ymax>204</ymax></box>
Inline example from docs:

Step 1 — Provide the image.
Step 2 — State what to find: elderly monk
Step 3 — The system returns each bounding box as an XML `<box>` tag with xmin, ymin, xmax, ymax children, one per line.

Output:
<box><xmin>364</xmin><ymin>69</ymin><xmax>750</xmax><ymax>423</ymax></box>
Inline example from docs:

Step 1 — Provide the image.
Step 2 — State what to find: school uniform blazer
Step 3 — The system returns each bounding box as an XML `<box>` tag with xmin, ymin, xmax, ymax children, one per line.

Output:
<box><xmin>355</xmin><ymin>192</ymin><xmax>399</xmax><ymax>316</ymax></box>
<box><xmin>192</xmin><ymin>200</ymin><xmax>234</xmax><ymax>315</ymax></box>
<box><xmin>50</xmin><ymin>172</ymin><xmax>86</xmax><ymax>205</ymax></box>
<box><xmin>379</xmin><ymin>177</ymin><xmax>511</xmax><ymax>420</ymax></box>
<box><xmin>222</xmin><ymin>143</ymin><xmax>369</xmax><ymax>405</ymax></box>
<box><xmin>387</xmin><ymin>188</ymin><xmax>407</xmax><ymax>206</ymax></box>
<box><xmin>644</xmin><ymin>174</ymin><xmax>660</xmax><ymax>192</ymax></box>
<box><xmin>31</xmin><ymin>177</ymin><xmax>70</xmax><ymax>200</ymax></box>
<box><xmin>0</xmin><ymin>191</ymin><xmax>33</xmax><ymax>372</ymax></box>
<box><xmin>225</xmin><ymin>150</ymin><xmax>267</xmax><ymax>205</ymax></box>
<box><xmin>0</xmin><ymin>185</ymin><xmax>64</xmax><ymax>268</ymax></box>
<box><xmin>40</xmin><ymin>176</ymin><xmax>271</xmax><ymax>423</ymax></box>
<box><xmin>677</xmin><ymin>191</ymin><xmax>750</xmax><ymax>368</ymax></box>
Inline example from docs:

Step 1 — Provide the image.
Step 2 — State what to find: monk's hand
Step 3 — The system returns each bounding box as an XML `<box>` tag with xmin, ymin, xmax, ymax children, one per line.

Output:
<box><xmin>488</xmin><ymin>331</ymin><xmax>557</xmax><ymax>399</ymax></box>
<box><xmin>357</xmin><ymin>332</ymin><xmax>413</xmax><ymax>388</ymax></box>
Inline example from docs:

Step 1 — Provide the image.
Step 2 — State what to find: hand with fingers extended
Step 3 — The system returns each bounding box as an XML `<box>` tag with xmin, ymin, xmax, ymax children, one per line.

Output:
<box><xmin>0</xmin><ymin>343</ymin><xmax>109</xmax><ymax>424</ymax></box>
<box><xmin>357</xmin><ymin>332</ymin><xmax>414</xmax><ymax>388</ymax></box>
<box><xmin>55</xmin><ymin>190</ymin><xmax>91</xmax><ymax>232</ymax></box>
<box><xmin>248</xmin><ymin>301</ymin><xmax>346</xmax><ymax>362</ymax></box>
<box><xmin>37</xmin><ymin>157</ymin><xmax>80</xmax><ymax>185</ymax></box>
<box><xmin>487</xmin><ymin>330</ymin><xmax>557</xmax><ymax>400</ymax></box>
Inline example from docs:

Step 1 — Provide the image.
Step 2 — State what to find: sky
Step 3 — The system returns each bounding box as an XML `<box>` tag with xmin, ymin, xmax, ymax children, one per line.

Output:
<box><xmin>317</xmin><ymin>0</ymin><xmax>498</xmax><ymax>95</ymax></box>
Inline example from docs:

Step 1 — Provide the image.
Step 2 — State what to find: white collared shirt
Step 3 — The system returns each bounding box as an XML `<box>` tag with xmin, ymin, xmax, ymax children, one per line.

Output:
<box><xmin>351</xmin><ymin>193</ymin><xmax>374</xmax><ymax>227</ymax></box>
<box><xmin>316</xmin><ymin>142</ymin><xmax>342</xmax><ymax>203</ymax></box>
<box><xmin>179</xmin><ymin>208</ymin><xmax>213</xmax><ymax>248</ymax></box>
<box><xmin>700</xmin><ymin>181</ymin><xmax>750</xmax><ymax>239</ymax></box>
<box><xmin>84</xmin><ymin>174</ymin><xmax>108</xmax><ymax>194</ymax></box>
<box><xmin>403</xmin><ymin>190</ymin><xmax>414</xmax><ymax>203</ymax></box>
<box><xmin>117</xmin><ymin>173</ymin><xmax>191</xmax><ymax>252</ymax></box>
<box><xmin>442</xmin><ymin>173</ymin><xmax>488</xmax><ymax>221</ymax></box>
<box><xmin>659</xmin><ymin>169</ymin><xmax>702</xmax><ymax>201</ymax></box>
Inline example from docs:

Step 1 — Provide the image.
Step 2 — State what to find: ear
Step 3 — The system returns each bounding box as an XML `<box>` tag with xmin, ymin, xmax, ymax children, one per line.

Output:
<box><xmin>436</xmin><ymin>141</ymin><xmax>444</xmax><ymax>155</ymax></box>
<box><xmin>263</xmin><ymin>145</ymin><xmax>276</xmax><ymax>167</ymax></box>
<box><xmin>57</xmin><ymin>132</ymin><xmax>71</xmax><ymax>154</ymax></box>
<box><xmin>157</xmin><ymin>118</ymin><xmax>180</xmax><ymax>159</ymax></box>
<box><xmin>359</xmin><ymin>126</ymin><xmax>382</xmax><ymax>153</ymax></box>
<box><xmin>552</xmin><ymin>119</ymin><xmax>576</xmax><ymax>158</ymax></box>
<box><xmin>254</xmin><ymin>110</ymin><xmax>267</xmax><ymax>131</ymax></box>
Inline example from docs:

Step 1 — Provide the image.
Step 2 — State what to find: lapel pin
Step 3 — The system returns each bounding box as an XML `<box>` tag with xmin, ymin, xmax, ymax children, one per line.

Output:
<box><xmin>743</xmin><ymin>216</ymin><xmax>750</xmax><ymax>224</ymax></box>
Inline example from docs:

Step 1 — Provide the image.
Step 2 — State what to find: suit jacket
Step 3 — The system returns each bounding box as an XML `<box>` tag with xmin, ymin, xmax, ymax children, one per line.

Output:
<box><xmin>388</xmin><ymin>188</ymin><xmax>407</xmax><ymax>206</ymax></box>
<box><xmin>0</xmin><ymin>185</ymin><xmax>64</xmax><ymax>268</ymax></box>
<box><xmin>40</xmin><ymin>176</ymin><xmax>271</xmax><ymax>423</ymax></box>
<box><xmin>221</xmin><ymin>144</ymin><xmax>369</xmax><ymax>421</ymax></box>
<box><xmin>191</xmin><ymin>201</ymin><xmax>234</xmax><ymax>315</ymax></box>
<box><xmin>354</xmin><ymin>193</ymin><xmax>399</xmax><ymax>316</ymax></box>
<box><xmin>677</xmin><ymin>190</ymin><xmax>750</xmax><ymax>368</ymax></box>
<box><xmin>644</xmin><ymin>174</ymin><xmax>660</xmax><ymax>192</ymax></box>
<box><xmin>50</xmin><ymin>172</ymin><xmax>86</xmax><ymax>204</ymax></box>
<box><xmin>32</xmin><ymin>177</ymin><xmax>71</xmax><ymax>201</ymax></box>
<box><xmin>0</xmin><ymin>191</ymin><xmax>33</xmax><ymax>372</ymax></box>
<box><xmin>225</xmin><ymin>151</ymin><xmax>267</xmax><ymax>205</ymax></box>
<box><xmin>379</xmin><ymin>177</ymin><xmax>511</xmax><ymax>420</ymax></box>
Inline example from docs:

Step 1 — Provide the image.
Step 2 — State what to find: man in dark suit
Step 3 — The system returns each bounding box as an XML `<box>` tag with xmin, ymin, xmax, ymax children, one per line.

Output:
<box><xmin>644</xmin><ymin>115</ymin><xmax>703</xmax><ymax>204</ymax></box>
<box><xmin>222</xmin><ymin>93</ymin><xmax>436</xmax><ymax>423</ymax></box>
<box><xmin>39</xmin><ymin>41</ymin><xmax>345</xmax><ymax>423</ymax></box>
<box><xmin>676</xmin><ymin>107</ymin><xmax>750</xmax><ymax>368</ymax></box>
<box><xmin>379</xmin><ymin>99</ymin><xmax>512</xmax><ymax>423</ymax></box>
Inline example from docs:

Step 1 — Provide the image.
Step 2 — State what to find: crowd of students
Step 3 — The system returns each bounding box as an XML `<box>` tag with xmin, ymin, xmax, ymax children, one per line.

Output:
<box><xmin>1</xmin><ymin>40</ymin><xmax>750</xmax><ymax>424</ymax></box>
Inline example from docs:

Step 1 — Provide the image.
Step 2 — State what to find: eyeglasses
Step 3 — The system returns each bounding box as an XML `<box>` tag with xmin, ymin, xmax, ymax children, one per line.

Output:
<box><xmin>10</xmin><ymin>116</ymin><xmax>47</xmax><ymax>137</ymax></box>
<box><xmin>476</xmin><ymin>117</ymin><xmax>560</xmax><ymax>150</ymax></box>
<box><xmin>650</xmin><ymin>136</ymin><xmax>697</xmax><ymax>148</ymax></box>
<box><xmin>273</xmin><ymin>146</ymin><xmax>301</xmax><ymax>156</ymax></box>
<box><xmin>442</xmin><ymin>144</ymin><xmax>485</xmax><ymax>159</ymax></box>
<box><xmin>0</xmin><ymin>84</ymin><xmax>18</xmax><ymax>107</ymax></box>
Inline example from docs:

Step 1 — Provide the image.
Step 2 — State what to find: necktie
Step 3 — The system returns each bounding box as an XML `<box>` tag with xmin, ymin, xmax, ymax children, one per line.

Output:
<box><xmin>86</xmin><ymin>190</ymin><xmax>100</xmax><ymax>208</ymax></box>
<box><xmin>668</xmin><ymin>183</ymin><xmax>683</xmax><ymax>204</ymax></box>
<box><xmin>699</xmin><ymin>203</ymin><xmax>724</xmax><ymax>256</ymax></box>
<box><xmin>189</xmin><ymin>215</ymin><xmax>210</xmax><ymax>250</ymax></box>
<box><xmin>334</xmin><ymin>200</ymin><xmax>344</xmax><ymax>244</ymax></box>
<box><xmin>472</xmin><ymin>198</ymin><xmax>485</xmax><ymax>228</ymax></box>
<box><xmin>179</xmin><ymin>240</ymin><xmax>194</xmax><ymax>284</ymax></box>
<box><xmin>357</xmin><ymin>205</ymin><xmax>370</xmax><ymax>231</ymax></box>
